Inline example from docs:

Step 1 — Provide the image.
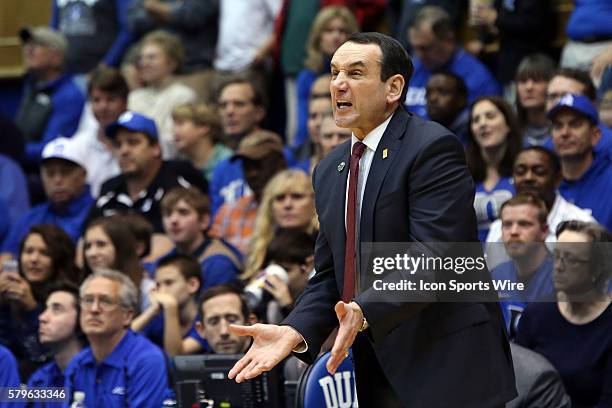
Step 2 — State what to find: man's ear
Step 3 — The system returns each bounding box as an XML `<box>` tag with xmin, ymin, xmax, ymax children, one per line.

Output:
<box><xmin>591</xmin><ymin>125</ymin><xmax>601</xmax><ymax>147</ymax></box>
<box><xmin>247</xmin><ymin>313</ymin><xmax>258</xmax><ymax>325</ymax></box>
<box><xmin>199</xmin><ymin>214</ymin><xmax>211</xmax><ymax>231</ymax></box>
<box><xmin>123</xmin><ymin>309</ymin><xmax>135</xmax><ymax>328</ymax></box>
<box><xmin>386</xmin><ymin>74</ymin><xmax>405</xmax><ymax>105</ymax></box>
<box><xmin>255</xmin><ymin>107</ymin><xmax>266</xmax><ymax>124</ymax></box>
<box><xmin>187</xmin><ymin>277</ymin><xmax>200</xmax><ymax>295</ymax></box>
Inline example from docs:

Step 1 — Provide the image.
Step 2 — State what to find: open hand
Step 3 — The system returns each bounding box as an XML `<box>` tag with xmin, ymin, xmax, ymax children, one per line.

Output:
<box><xmin>326</xmin><ymin>301</ymin><xmax>364</xmax><ymax>375</ymax></box>
<box><xmin>228</xmin><ymin>323</ymin><xmax>303</xmax><ymax>383</ymax></box>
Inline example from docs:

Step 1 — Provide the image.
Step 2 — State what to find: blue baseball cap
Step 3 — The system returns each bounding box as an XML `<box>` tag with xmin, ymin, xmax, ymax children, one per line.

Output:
<box><xmin>547</xmin><ymin>93</ymin><xmax>598</xmax><ymax>124</ymax></box>
<box><xmin>105</xmin><ymin>111</ymin><xmax>159</xmax><ymax>140</ymax></box>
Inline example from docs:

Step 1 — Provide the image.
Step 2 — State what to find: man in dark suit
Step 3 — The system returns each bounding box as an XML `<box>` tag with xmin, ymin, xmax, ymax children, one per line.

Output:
<box><xmin>228</xmin><ymin>32</ymin><xmax>516</xmax><ymax>407</ymax></box>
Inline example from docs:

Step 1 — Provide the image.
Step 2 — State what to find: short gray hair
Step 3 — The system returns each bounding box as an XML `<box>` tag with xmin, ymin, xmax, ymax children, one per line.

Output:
<box><xmin>80</xmin><ymin>269</ymin><xmax>139</xmax><ymax>312</ymax></box>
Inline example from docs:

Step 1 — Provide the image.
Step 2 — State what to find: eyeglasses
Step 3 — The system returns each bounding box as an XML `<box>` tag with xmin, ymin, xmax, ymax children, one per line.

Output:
<box><xmin>79</xmin><ymin>295</ymin><xmax>122</xmax><ymax>311</ymax></box>
<box><xmin>553</xmin><ymin>251</ymin><xmax>590</xmax><ymax>268</ymax></box>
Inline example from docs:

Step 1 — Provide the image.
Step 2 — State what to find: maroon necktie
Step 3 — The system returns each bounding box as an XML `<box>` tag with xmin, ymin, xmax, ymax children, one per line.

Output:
<box><xmin>343</xmin><ymin>141</ymin><xmax>367</xmax><ymax>302</ymax></box>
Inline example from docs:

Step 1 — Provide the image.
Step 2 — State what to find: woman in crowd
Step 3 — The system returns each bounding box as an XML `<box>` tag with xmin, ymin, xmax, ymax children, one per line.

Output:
<box><xmin>466</xmin><ymin>96</ymin><xmax>522</xmax><ymax>241</ymax></box>
<box><xmin>128</xmin><ymin>30</ymin><xmax>197</xmax><ymax>159</ymax></box>
<box><xmin>517</xmin><ymin>220</ymin><xmax>612</xmax><ymax>408</ymax></box>
<box><xmin>293</xmin><ymin>6</ymin><xmax>358</xmax><ymax>149</ymax></box>
<box><xmin>243</xmin><ymin>169</ymin><xmax>318</xmax><ymax>281</ymax></box>
<box><xmin>83</xmin><ymin>216</ymin><xmax>154</xmax><ymax>310</ymax></box>
<box><xmin>289</xmin><ymin>74</ymin><xmax>332</xmax><ymax>173</ymax></box>
<box><xmin>514</xmin><ymin>54</ymin><xmax>556</xmax><ymax>146</ymax></box>
<box><xmin>0</xmin><ymin>224</ymin><xmax>78</xmax><ymax>377</ymax></box>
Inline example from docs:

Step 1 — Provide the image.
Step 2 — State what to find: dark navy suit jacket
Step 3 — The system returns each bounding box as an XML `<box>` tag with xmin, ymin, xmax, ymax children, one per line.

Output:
<box><xmin>283</xmin><ymin>107</ymin><xmax>517</xmax><ymax>407</ymax></box>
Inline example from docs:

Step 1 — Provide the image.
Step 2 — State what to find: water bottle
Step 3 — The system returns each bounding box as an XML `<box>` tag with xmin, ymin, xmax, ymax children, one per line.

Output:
<box><xmin>70</xmin><ymin>391</ymin><xmax>86</xmax><ymax>408</ymax></box>
<box><xmin>244</xmin><ymin>264</ymin><xmax>289</xmax><ymax>308</ymax></box>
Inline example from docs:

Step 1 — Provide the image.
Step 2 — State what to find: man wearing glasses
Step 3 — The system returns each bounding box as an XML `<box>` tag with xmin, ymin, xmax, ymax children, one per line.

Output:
<box><xmin>64</xmin><ymin>270</ymin><xmax>168</xmax><ymax>407</ymax></box>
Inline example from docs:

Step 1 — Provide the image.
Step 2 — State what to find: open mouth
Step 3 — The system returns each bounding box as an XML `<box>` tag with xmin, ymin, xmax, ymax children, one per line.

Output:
<box><xmin>336</xmin><ymin>101</ymin><xmax>352</xmax><ymax>109</ymax></box>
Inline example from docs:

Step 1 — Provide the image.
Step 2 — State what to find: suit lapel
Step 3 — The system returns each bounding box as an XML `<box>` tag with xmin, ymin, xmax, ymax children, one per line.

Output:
<box><xmin>360</xmin><ymin>110</ymin><xmax>409</xmax><ymax>245</ymax></box>
<box><xmin>330</xmin><ymin>146</ymin><xmax>351</xmax><ymax>254</ymax></box>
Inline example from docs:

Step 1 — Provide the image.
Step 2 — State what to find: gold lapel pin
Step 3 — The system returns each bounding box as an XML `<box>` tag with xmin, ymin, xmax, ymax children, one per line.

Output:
<box><xmin>382</xmin><ymin>148</ymin><xmax>389</xmax><ymax>159</ymax></box>
<box><xmin>338</xmin><ymin>162</ymin><xmax>346</xmax><ymax>172</ymax></box>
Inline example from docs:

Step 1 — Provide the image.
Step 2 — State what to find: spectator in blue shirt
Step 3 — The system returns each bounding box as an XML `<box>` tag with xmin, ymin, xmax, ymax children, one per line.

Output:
<box><xmin>0</xmin><ymin>345</ymin><xmax>21</xmax><ymax>408</ymax></box>
<box><xmin>405</xmin><ymin>6</ymin><xmax>501</xmax><ymax>118</ymax></box>
<box><xmin>549</xmin><ymin>93</ymin><xmax>612</xmax><ymax>231</ymax></box>
<box><xmin>15</xmin><ymin>27</ymin><xmax>85</xmax><ymax>167</ymax></box>
<box><xmin>1</xmin><ymin>137</ymin><xmax>93</xmax><ymax>257</ymax></box>
<box><xmin>466</xmin><ymin>96</ymin><xmax>522</xmax><ymax>241</ymax></box>
<box><xmin>132</xmin><ymin>254</ymin><xmax>208</xmax><ymax>355</ymax></box>
<box><xmin>64</xmin><ymin>270</ymin><xmax>168</xmax><ymax>408</ymax></box>
<box><xmin>160</xmin><ymin>187</ymin><xmax>242</xmax><ymax>288</ymax></box>
<box><xmin>545</xmin><ymin>68</ymin><xmax>612</xmax><ymax>159</ymax></box>
<box><xmin>28</xmin><ymin>282</ymin><xmax>85</xmax><ymax>408</ymax></box>
<box><xmin>491</xmin><ymin>194</ymin><xmax>555</xmax><ymax>338</ymax></box>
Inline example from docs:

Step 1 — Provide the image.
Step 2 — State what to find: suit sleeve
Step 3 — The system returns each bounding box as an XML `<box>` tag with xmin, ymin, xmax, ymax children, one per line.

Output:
<box><xmin>281</xmin><ymin>165</ymin><xmax>342</xmax><ymax>364</ymax></box>
<box><xmin>355</xmin><ymin>134</ymin><xmax>480</xmax><ymax>343</ymax></box>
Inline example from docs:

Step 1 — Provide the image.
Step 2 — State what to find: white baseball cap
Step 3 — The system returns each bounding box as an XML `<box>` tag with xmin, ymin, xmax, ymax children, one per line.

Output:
<box><xmin>41</xmin><ymin>137</ymin><xmax>87</xmax><ymax>170</ymax></box>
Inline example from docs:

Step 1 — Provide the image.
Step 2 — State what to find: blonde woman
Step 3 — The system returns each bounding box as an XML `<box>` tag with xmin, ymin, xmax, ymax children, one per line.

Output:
<box><xmin>293</xmin><ymin>6</ymin><xmax>358</xmax><ymax>149</ymax></box>
<box><xmin>243</xmin><ymin>169</ymin><xmax>318</xmax><ymax>281</ymax></box>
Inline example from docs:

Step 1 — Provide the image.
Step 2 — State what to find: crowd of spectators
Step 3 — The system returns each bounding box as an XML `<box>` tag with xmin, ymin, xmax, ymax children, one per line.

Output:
<box><xmin>0</xmin><ymin>1</ymin><xmax>611</xmax><ymax>407</ymax></box>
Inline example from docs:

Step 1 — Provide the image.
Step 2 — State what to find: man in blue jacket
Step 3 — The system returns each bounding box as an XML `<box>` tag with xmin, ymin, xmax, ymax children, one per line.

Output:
<box><xmin>15</xmin><ymin>26</ymin><xmax>85</xmax><ymax>167</ymax></box>
<box><xmin>405</xmin><ymin>5</ymin><xmax>501</xmax><ymax>118</ymax></box>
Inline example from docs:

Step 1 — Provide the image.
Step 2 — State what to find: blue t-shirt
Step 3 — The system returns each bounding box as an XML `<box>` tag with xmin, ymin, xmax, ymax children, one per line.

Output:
<box><xmin>63</xmin><ymin>330</ymin><xmax>167</xmax><ymax>408</ymax></box>
<box><xmin>142</xmin><ymin>314</ymin><xmax>209</xmax><ymax>351</ymax></box>
<box><xmin>2</xmin><ymin>188</ymin><xmax>94</xmax><ymax>256</ymax></box>
<box><xmin>405</xmin><ymin>48</ymin><xmax>502</xmax><ymax>118</ymax></box>
<box><xmin>208</xmin><ymin>158</ymin><xmax>250</xmax><ymax>217</ymax></box>
<box><xmin>0</xmin><ymin>345</ymin><xmax>22</xmax><ymax>408</ymax></box>
<box><xmin>474</xmin><ymin>178</ymin><xmax>514</xmax><ymax>242</ymax></box>
<box><xmin>517</xmin><ymin>302</ymin><xmax>612</xmax><ymax>407</ymax></box>
<box><xmin>491</xmin><ymin>255</ymin><xmax>555</xmax><ymax>337</ymax></box>
<box><xmin>559</xmin><ymin>153</ymin><xmax>612</xmax><ymax>232</ymax></box>
<box><xmin>28</xmin><ymin>360</ymin><xmax>67</xmax><ymax>408</ymax></box>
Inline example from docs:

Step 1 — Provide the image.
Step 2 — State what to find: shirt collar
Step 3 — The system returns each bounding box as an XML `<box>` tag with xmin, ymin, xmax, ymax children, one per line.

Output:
<box><xmin>103</xmin><ymin>329</ymin><xmax>135</xmax><ymax>368</ymax></box>
<box><xmin>350</xmin><ymin>113</ymin><xmax>394</xmax><ymax>154</ymax></box>
<box><xmin>82</xmin><ymin>329</ymin><xmax>134</xmax><ymax>369</ymax></box>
